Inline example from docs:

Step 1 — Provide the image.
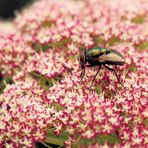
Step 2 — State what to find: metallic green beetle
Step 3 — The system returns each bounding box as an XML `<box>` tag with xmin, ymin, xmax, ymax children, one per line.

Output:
<box><xmin>79</xmin><ymin>47</ymin><xmax>125</xmax><ymax>88</ymax></box>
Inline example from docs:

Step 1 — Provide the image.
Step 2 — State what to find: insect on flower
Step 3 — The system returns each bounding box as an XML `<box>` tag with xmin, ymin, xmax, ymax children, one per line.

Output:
<box><xmin>79</xmin><ymin>47</ymin><xmax>125</xmax><ymax>88</ymax></box>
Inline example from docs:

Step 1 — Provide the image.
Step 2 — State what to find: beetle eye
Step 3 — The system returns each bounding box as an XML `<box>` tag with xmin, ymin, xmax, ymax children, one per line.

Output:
<box><xmin>79</xmin><ymin>51</ymin><xmax>85</xmax><ymax>65</ymax></box>
<box><xmin>78</xmin><ymin>50</ymin><xmax>86</xmax><ymax>69</ymax></box>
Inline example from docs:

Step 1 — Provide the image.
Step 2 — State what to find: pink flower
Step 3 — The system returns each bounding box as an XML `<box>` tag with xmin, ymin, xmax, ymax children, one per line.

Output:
<box><xmin>0</xmin><ymin>0</ymin><xmax>147</xmax><ymax>147</ymax></box>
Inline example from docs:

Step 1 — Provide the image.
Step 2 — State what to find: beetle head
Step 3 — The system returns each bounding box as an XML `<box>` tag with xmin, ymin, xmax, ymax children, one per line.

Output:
<box><xmin>78</xmin><ymin>49</ymin><xmax>86</xmax><ymax>69</ymax></box>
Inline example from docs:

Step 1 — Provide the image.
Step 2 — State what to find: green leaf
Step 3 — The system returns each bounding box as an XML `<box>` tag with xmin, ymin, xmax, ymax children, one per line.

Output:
<box><xmin>45</xmin><ymin>127</ymin><xmax>121</xmax><ymax>148</ymax></box>
<box><xmin>131</xmin><ymin>15</ymin><xmax>145</xmax><ymax>24</ymax></box>
<box><xmin>29</xmin><ymin>71</ymin><xmax>62</xmax><ymax>90</ymax></box>
<box><xmin>95</xmin><ymin>84</ymin><xmax>102</xmax><ymax>94</ymax></box>
<box><xmin>32</xmin><ymin>43</ymin><xmax>53</xmax><ymax>52</ymax></box>
<box><xmin>108</xmin><ymin>37</ymin><xmax>121</xmax><ymax>46</ymax></box>
<box><xmin>127</xmin><ymin>63</ymin><xmax>137</xmax><ymax>73</ymax></box>
<box><xmin>45</xmin><ymin>128</ymin><xmax>68</xmax><ymax>147</ymax></box>
<box><xmin>51</xmin><ymin>103</ymin><xmax>64</xmax><ymax>111</ymax></box>
<box><xmin>0</xmin><ymin>81</ymin><xmax>6</xmax><ymax>94</ymax></box>
<box><xmin>72</xmin><ymin>133</ymin><xmax>121</xmax><ymax>147</ymax></box>
<box><xmin>93</xmin><ymin>37</ymin><xmax>105</xmax><ymax>47</ymax></box>
<box><xmin>0</xmin><ymin>75</ymin><xmax>14</xmax><ymax>94</ymax></box>
<box><xmin>97</xmin><ymin>133</ymin><xmax>121</xmax><ymax>145</ymax></box>
<box><xmin>137</xmin><ymin>41</ymin><xmax>148</xmax><ymax>51</ymax></box>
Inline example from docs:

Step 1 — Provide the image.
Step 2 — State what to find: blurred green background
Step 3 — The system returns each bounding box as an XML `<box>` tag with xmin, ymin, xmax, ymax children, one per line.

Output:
<box><xmin>0</xmin><ymin>0</ymin><xmax>35</xmax><ymax>19</ymax></box>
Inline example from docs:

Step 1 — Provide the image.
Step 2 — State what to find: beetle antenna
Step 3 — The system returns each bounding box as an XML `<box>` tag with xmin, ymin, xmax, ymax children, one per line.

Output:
<box><xmin>103</xmin><ymin>64</ymin><xmax>125</xmax><ymax>88</ymax></box>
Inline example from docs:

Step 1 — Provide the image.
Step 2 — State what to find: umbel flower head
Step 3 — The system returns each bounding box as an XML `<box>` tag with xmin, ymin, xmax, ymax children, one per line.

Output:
<box><xmin>0</xmin><ymin>0</ymin><xmax>148</xmax><ymax>147</ymax></box>
<box><xmin>0</xmin><ymin>33</ymin><xmax>34</xmax><ymax>76</ymax></box>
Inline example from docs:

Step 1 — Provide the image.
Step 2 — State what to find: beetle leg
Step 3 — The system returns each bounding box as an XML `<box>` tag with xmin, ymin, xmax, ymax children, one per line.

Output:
<box><xmin>80</xmin><ymin>64</ymin><xmax>94</xmax><ymax>83</ymax></box>
<box><xmin>103</xmin><ymin>64</ymin><xmax>124</xmax><ymax>87</ymax></box>
<box><xmin>80</xmin><ymin>67</ymin><xmax>85</xmax><ymax>83</ymax></box>
<box><xmin>90</xmin><ymin>65</ymin><xmax>101</xmax><ymax>88</ymax></box>
<box><xmin>85</xmin><ymin>64</ymin><xmax>95</xmax><ymax>67</ymax></box>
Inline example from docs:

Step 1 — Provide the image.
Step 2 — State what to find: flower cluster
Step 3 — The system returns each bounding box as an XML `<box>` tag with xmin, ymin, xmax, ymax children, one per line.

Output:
<box><xmin>14</xmin><ymin>0</ymin><xmax>148</xmax><ymax>49</ymax></box>
<box><xmin>0</xmin><ymin>0</ymin><xmax>148</xmax><ymax>147</ymax></box>
<box><xmin>0</xmin><ymin>33</ymin><xmax>33</xmax><ymax>76</ymax></box>
<box><xmin>23</xmin><ymin>50</ymin><xmax>74</xmax><ymax>79</ymax></box>
<box><xmin>0</xmin><ymin>79</ymin><xmax>50</xmax><ymax>147</ymax></box>
<box><xmin>46</xmin><ymin>44</ymin><xmax>148</xmax><ymax>147</ymax></box>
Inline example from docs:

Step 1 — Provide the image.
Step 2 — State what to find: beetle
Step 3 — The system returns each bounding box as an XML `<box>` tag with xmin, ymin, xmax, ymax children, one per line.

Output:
<box><xmin>79</xmin><ymin>47</ymin><xmax>125</xmax><ymax>88</ymax></box>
